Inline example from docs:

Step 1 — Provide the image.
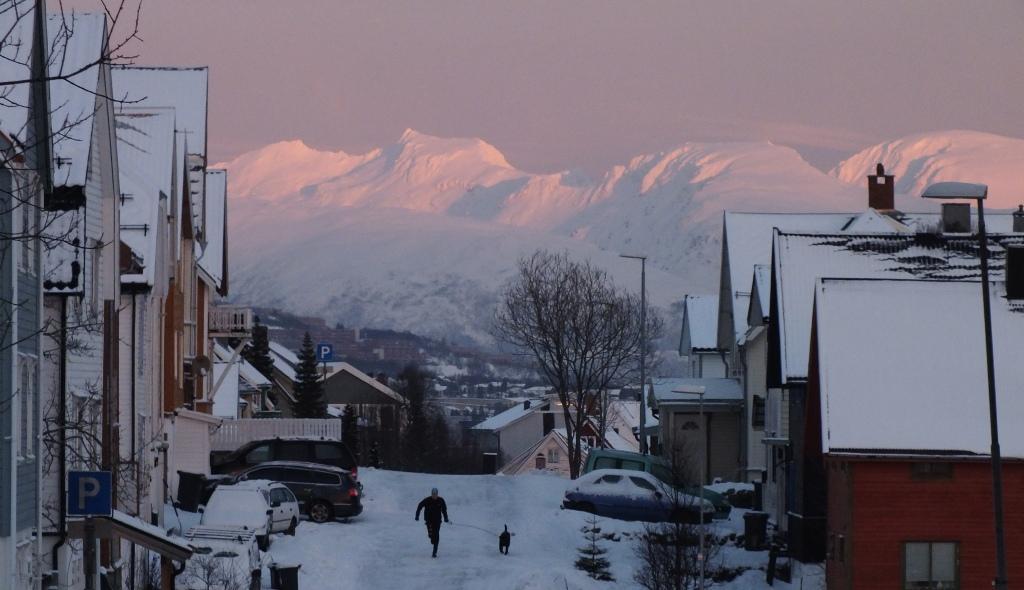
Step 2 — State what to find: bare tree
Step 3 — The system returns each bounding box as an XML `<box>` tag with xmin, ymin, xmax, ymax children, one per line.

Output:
<box><xmin>494</xmin><ymin>250</ymin><xmax>662</xmax><ymax>478</ymax></box>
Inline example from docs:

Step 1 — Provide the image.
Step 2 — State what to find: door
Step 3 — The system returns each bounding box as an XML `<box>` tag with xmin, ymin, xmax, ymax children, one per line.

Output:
<box><xmin>269</xmin><ymin>487</ymin><xmax>295</xmax><ymax>530</ymax></box>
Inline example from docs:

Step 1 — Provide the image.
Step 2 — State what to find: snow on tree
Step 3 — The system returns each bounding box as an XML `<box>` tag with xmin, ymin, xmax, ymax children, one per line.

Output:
<box><xmin>575</xmin><ymin>513</ymin><xmax>615</xmax><ymax>582</ymax></box>
<box><xmin>292</xmin><ymin>332</ymin><xmax>327</xmax><ymax>418</ymax></box>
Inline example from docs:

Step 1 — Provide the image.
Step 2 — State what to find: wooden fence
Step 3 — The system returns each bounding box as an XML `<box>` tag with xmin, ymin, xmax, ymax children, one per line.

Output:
<box><xmin>211</xmin><ymin>418</ymin><xmax>342</xmax><ymax>451</ymax></box>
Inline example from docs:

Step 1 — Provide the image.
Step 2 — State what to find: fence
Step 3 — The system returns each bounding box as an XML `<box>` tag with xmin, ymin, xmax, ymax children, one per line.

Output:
<box><xmin>211</xmin><ymin>418</ymin><xmax>342</xmax><ymax>451</ymax></box>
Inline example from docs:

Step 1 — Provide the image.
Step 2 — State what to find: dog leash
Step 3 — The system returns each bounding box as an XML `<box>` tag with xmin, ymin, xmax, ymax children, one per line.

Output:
<box><xmin>448</xmin><ymin>522</ymin><xmax>514</xmax><ymax>537</ymax></box>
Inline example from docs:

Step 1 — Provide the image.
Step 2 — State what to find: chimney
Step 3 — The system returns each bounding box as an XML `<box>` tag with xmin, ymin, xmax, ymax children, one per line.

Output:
<box><xmin>1007</xmin><ymin>246</ymin><xmax>1024</xmax><ymax>300</ymax></box>
<box><xmin>523</xmin><ymin>400</ymin><xmax>531</xmax><ymax>410</ymax></box>
<box><xmin>1014</xmin><ymin>205</ymin><xmax>1024</xmax><ymax>233</ymax></box>
<box><xmin>867</xmin><ymin>163</ymin><xmax>895</xmax><ymax>210</ymax></box>
<box><xmin>941</xmin><ymin>203</ymin><xmax>971</xmax><ymax>233</ymax></box>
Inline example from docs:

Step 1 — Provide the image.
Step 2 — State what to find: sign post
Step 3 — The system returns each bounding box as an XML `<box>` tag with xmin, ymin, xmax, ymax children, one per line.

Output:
<box><xmin>68</xmin><ymin>471</ymin><xmax>112</xmax><ymax>590</ymax></box>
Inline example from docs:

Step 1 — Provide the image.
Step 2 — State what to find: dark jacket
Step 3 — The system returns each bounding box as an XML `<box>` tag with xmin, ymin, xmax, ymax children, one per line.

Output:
<box><xmin>416</xmin><ymin>496</ymin><xmax>449</xmax><ymax>524</ymax></box>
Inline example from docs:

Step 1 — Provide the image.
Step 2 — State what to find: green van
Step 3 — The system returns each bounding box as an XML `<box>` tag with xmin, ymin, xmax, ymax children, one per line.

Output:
<box><xmin>582</xmin><ymin>449</ymin><xmax>731</xmax><ymax>518</ymax></box>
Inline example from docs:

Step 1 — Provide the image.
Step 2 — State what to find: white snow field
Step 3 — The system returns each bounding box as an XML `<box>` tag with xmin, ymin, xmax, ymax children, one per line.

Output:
<box><xmin>260</xmin><ymin>469</ymin><xmax>820</xmax><ymax>589</ymax></box>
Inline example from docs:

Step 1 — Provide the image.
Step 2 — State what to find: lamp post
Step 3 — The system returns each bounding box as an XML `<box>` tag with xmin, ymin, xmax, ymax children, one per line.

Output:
<box><xmin>674</xmin><ymin>385</ymin><xmax>707</xmax><ymax>590</ymax></box>
<box><xmin>922</xmin><ymin>181</ymin><xmax>1006</xmax><ymax>590</ymax></box>
<box><xmin>620</xmin><ymin>254</ymin><xmax>648</xmax><ymax>455</ymax></box>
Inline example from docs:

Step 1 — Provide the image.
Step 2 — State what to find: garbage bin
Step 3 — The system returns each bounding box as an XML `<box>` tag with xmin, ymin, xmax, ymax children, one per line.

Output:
<box><xmin>176</xmin><ymin>471</ymin><xmax>205</xmax><ymax>512</ymax></box>
<box><xmin>743</xmin><ymin>511</ymin><xmax>769</xmax><ymax>551</ymax></box>
<box><xmin>270</xmin><ymin>562</ymin><xmax>301</xmax><ymax>590</ymax></box>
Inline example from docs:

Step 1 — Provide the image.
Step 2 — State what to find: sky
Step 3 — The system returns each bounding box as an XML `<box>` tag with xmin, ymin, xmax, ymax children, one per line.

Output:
<box><xmin>101</xmin><ymin>0</ymin><xmax>1024</xmax><ymax>174</ymax></box>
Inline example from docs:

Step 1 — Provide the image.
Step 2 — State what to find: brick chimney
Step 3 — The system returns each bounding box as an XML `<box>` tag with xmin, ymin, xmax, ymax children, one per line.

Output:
<box><xmin>867</xmin><ymin>163</ymin><xmax>895</xmax><ymax>210</ymax></box>
<box><xmin>1014</xmin><ymin>205</ymin><xmax>1024</xmax><ymax>233</ymax></box>
<box><xmin>1007</xmin><ymin>246</ymin><xmax>1024</xmax><ymax>300</ymax></box>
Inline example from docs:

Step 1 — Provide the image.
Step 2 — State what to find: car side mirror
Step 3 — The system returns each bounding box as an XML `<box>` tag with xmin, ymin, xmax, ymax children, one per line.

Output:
<box><xmin>271</xmin><ymin>501</ymin><xmax>281</xmax><ymax>508</ymax></box>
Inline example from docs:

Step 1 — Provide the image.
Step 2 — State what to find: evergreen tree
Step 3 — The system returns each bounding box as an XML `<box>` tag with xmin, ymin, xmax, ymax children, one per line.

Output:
<box><xmin>400</xmin><ymin>364</ymin><xmax>429</xmax><ymax>470</ymax></box>
<box><xmin>243</xmin><ymin>319</ymin><xmax>276</xmax><ymax>380</ymax></box>
<box><xmin>292</xmin><ymin>332</ymin><xmax>327</xmax><ymax>418</ymax></box>
<box><xmin>576</xmin><ymin>514</ymin><xmax>615</xmax><ymax>581</ymax></box>
<box><xmin>428</xmin><ymin>410</ymin><xmax>451</xmax><ymax>472</ymax></box>
<box><xmin>342</xmin><ymin>404</ymin><xmax>360</xmax><ymax>462</ymax></box>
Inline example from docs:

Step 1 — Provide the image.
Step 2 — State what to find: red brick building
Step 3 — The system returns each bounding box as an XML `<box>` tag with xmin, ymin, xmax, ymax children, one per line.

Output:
<box><xmin>808</xmin><ymin>277</ymin><xmax>1024</xmax><ymax>589</ymax></box>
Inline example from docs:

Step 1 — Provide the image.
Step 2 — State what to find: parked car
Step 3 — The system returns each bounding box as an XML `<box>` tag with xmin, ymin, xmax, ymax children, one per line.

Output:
<box><xmin>211</xmin><ymin>437</ymin><xmax>359</xmax><ymax>481</ymax></box>
<box><xmin>562</xmin><ymin>469</ymin><xmax>715</xmax><ymax>523</ymax></box>
<box><xmin>583</xmin><ymin>449</ymin><xmax>731</xmax><ymax>518</ymax></box>
<box><xmin>181</xmin><ymin>526</ymin><xmax>262</xmax><ymax>590</ymax></box>
<box><xmin>201</xmin><ymin>480</ymin><xmax>298</xmax><ymax>549</ymax></box>
<box><xmin>235</xmin><ymin>461</ymin><xmax>363</xmax><ymax>523</ymax></box>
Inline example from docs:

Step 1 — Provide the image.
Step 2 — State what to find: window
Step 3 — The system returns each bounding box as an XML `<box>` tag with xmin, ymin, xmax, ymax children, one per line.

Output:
<box><xmin>752</xmin><ymin>395</ymin><xmax>765</xmax><ymax>430</ymax></box>
<box><xmin>19</xmin><ymin>190</ymin><xmax>34</xmax><ymax>274</ymax></box>
<box><xmin>547</xmin><ymin>449</ymin><xmax>560</xmax><ymax>464</ymax></box>
<box><xmin>270</xmin><ymin>488</ymin><xmax>289</xmax><ymax>504</ymax></box>
<box><xmin>599</xmin><ymin>475</ymin><xmax>622</xmax><ymax>484</ymax></box>
<box><xmin>904</xmin><ymin>542</ymin><xmax>958</xmax><ymax>589</ymax></box>
<box><xmin>314</xmin><ymin>443</ymin><xmax>344</xmax><ymax>460</ymax></box>
<box><xmin>244</xmin><ymin>444</ymin><xmax>271</xmax><ymax>464</ymax></box>
<box><xmin>911</xmin><ymin>463</ymin><xmax>953</xmax><ymax>480</ymax></box>
<box><xmin>620</xmin><ymin>459</ymin><xmax>644</xmax><ymax>471</ymax></box>
<box><xmin>308</xmin><ymin>470</ymin><xmax>341</xmax><ymax>485</ymax></box>
<box><xmin>277</xmin><ymin>468</ymin><xmax>311</xmax><ymax>484</ymax></box>
<box><xmin>246</xmin><ymin>467</ymin><xmax>281</xmax><ymax>481</ymax></box>
<box><xmin>535</xmin><ymin>455</ymin><xmax>546</xmax><ymax>470</ymax></box>
<box><xmin>17</xmin><ymin>356</ymin><xmax>35</xmax><ymax>459</ymax></box>
<box><xmin>630</xmin><ymin>476</ymin><xmax>658</xmax><ymax>492</ymax></box>
<box><xmin>593</xmin><ymin>457</ymin><xmax>618</xmax><ymax>470</ymax></box>
<box><xmin>277</xmin><ymin>441</ymin><xmax>310</xmax><ymax>461</ymax></box>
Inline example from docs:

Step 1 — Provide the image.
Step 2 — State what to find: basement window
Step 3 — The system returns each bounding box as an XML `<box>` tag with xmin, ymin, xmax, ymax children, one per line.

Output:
<box><xmin>904</xmin><ymin>542</ymin><xmax>958</xmax><ymax>589</ymax></box>
<box><xmin>911</xmin><ymin>462</ymin><xmax>953</xmax><ymax>480</ymax></box>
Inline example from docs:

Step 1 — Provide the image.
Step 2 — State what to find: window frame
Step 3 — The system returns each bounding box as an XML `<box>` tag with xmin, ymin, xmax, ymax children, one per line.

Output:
<box><xmin>902</xmin><ymin>541</ymin><xmax>959</xmax><ymax>590</ymax></box>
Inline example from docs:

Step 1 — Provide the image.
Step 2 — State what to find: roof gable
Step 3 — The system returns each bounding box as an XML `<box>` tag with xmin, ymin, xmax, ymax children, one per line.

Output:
<box><xmin>197</xmin><ymin>169</ymin><xmax>226</xmax><ymax>291</ymax></box>
<box><xmin>680</xmin><ymin>294</ymin><xmax>718</xmax><ymax>353</ymax></box>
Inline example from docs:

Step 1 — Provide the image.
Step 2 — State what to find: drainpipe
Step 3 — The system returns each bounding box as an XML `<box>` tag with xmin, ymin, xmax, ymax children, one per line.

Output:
<box><xmin>129</xmin><ymin>294</ymin><xmax>137</xmax><ymax>589</ymax></box>
<box><xmin>738</xmin><ymin>341</ymin><xmax>749</xmax><ymax>483</ymax></box>
<box><xmin>50</xmin><ymin>297</ymin><xmax>68</xmax><ymax>576</ymax></box>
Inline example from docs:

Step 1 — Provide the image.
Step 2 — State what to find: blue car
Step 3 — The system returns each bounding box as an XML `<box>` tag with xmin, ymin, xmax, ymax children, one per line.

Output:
<box><xmin>562</xmin><ymin>469</ymin><xmax>715</xmax><ymax>524</ymax></box>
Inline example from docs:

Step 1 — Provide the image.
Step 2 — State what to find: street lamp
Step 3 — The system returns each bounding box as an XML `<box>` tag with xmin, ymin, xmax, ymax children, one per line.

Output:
<box><xmin>674</xmin><ymin>384</ymin><xmax>707</xmax><ymax>590</ymax></box>
<box><xmin>922</xmin><ymin>181</ymin><xmax>1007</xmax><ymax>590</ymax></box>
<box><xmin>620</xmin><ymin>254</ymin><xmax>649</xmax><ymax>455</ymax></box>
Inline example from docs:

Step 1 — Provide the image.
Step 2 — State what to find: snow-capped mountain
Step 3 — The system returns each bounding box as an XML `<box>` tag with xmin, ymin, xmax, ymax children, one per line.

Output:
<box><xmin>222</xmin><ymin>129</ymin><xmax>1018</xmax><ymax>345</ymax></box>
<box><xmin>832</xmin><ymin>130</ymin><xmax>1024</xmax><ymax>210</ymax></box>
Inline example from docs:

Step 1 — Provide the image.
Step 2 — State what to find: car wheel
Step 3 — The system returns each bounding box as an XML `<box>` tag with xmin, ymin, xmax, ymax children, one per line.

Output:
<box><xmin>309</xmin><ymin>501</ymin><xmax>333</xmax><ymax>524</ymax></box>
<box><xmin>286</xmin><ymin>517</ymin><xmax>298</xmax><ymax>536</ymax></box>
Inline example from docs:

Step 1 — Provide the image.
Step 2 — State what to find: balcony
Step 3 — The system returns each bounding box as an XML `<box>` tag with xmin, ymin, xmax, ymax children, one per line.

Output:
<box><xmin>209</xmin><ymin>306</ymin><xmax>253</xmax><ymax>338</ymax></box>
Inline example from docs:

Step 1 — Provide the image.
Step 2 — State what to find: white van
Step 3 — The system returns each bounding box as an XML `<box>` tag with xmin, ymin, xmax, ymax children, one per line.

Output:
<box><xmin>182</xmin><ymin>526</ymin><xmax>262</xmax><ymax>590</ymax></box>
<box><xmin>201</xmin><ymin>480</ymin><xmax>299</xmax><ymax>549</ymax></box>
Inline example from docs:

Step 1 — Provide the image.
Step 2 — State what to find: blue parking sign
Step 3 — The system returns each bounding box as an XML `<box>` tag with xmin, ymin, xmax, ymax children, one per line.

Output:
<box><xmin>68</xmin><ymin>471</ymin><xmax>112</xmax><ymax>516</ymax></box>
<box><xmin>316</xmin><ymin>342</ymin><xmax>334</xmax><ymax>362</ymax></box>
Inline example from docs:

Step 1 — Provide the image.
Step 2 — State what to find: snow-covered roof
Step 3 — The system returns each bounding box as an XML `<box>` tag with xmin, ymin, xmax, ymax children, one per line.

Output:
<box><xmin>716</xmin><ymin>208</ymin><xmax>1024</xmax><ymax>348</ymax></box>
<box><xmin>472</xmin><ymin>399</ymin><xmax>546</xmax><ymax>431</ymax></box>
<box><xmin>0</xmin><ymin>8</ymin><xmax>33</xmax><ymax>140</ymax></box>
<box><xmin>115</xmin><ymin>108</ymin><xmax>175</xmax><ymax>285</ymax></box>
<box><xmin>679</xmin><ymin>295</ymin><xmax>718</xmax><ymax>354</ymax></box>
<box><xmin>47</xmin><ymin>12</ymin><xmax>106</xmax><ymax>188</ymax></box>
<box><xmin>606</xmin><ymin>400</ymin><xmax>659</xmax><ymax>432</ymax></box>
<box><xmin>111</xmin><ymin>66</ymin><xmax>208</xmax><ymax>159</ymax></box>
<box><xmin>197</xmin><ymin>169</ymin><xmax>227</xmax><ymax>290</ymax></box>
<box><xmin>772</xmin><ymin>230</ymin><xmax>1023</xmax><ymax>383</ymax></box>
<box><xmin>650</xmin><ymin>377</ymin><xmax>743</xmax><ymax>404</ymax></box>
<box><xmin>108</xmin><ymin>510</ymin><xmax>192</xmax><ymax>560</ymax></box>
<box><xmin>747</xmin><ymin>264</ymin><xmax>771</xmax><ymax>327</ymax></box>
<box><xmin>268</xmin><ymin>340</ymin><xmax>299</xmax><ymax>365</ymax></box>
<box><xmin>814</xmin><ymin>278</ymin><xmax>1024</xmax><ymax>457</ymax></box>
<box><xmin>328</xmin><ymin>361</ymin><xmax>405</xmax><ymax>404</ymax></box>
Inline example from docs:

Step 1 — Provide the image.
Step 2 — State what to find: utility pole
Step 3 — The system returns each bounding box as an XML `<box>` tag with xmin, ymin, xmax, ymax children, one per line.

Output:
<box><xmin>620</xmin><ymin>254</ymin><xmax>648</xmax><ymax>454</ymax></box>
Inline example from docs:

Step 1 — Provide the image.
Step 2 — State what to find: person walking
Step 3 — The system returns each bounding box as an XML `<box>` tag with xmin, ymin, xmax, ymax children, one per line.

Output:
<box><xmin>415</xmin><ymin>487</ymin><xmax>449</xmax><ymax>557</ymax></box>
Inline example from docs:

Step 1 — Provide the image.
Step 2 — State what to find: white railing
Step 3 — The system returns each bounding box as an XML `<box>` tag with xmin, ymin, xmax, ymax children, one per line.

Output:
<box><xmin>211</xmin><ymin>418</ymin><xmax>342</xmax><ymax>451</ymax></box>
<box><xmin>209</xmin><ymin>306</ymin><xmax>254</xmax><ymax>336</ymax></box>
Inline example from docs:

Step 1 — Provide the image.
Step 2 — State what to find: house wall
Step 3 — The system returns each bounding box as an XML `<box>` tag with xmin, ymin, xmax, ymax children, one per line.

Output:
<box><xmin>662</xmin><ymin>407</ymin><xmax>742</xmax><ymax>484</ymax></box>
<box><xmin>496</xmin><ymin>413</ymin><xmax>545</xmax><ymax>468</ymax></box>
<box><xmin>166</xmin><ymin>412</ymin><xmax>215</xmax><ymax>497</ymax></box>
<box><xmin>826</xmin><ymin>458</ymin><xmax>1024</xmax><ymax>590</ymax></box>
<box><xmin>743</xmin><ymin>329</ymin><xmax>767</xmax><ymax>481</ymax></box>
<box><xmin>505</xmin><ymin>436</ymin><xmax>573</xmax><ymax>478</ymax></box>
<box><xmin>686</xmin><ymin>352</ymin><xmax>727</xmax><ymax>379</ymax></box>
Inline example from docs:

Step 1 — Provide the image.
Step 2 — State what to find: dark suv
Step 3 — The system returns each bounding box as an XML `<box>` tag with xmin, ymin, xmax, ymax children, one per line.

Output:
<box><xmin>235</xmin><ymin>461</ymin><xmax>362</xmax><ymax>523</ymax></box>
<box><xmin>211</xmin><ymin>438</ymin><xmax>358</xmax><ymax>480</ymax></box>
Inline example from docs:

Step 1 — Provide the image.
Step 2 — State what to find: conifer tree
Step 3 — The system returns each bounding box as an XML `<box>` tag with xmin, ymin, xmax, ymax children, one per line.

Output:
<box><xmin>243</xmin><ymin>318</ymin><xmax>276</xmax><ymax>380</ymax></box>
<box><xmin>292</xmin><ymin>332</ymin><xmax>327</xmax><ymax>418</ymax></box>
<box><xmin>342</xmin><ymin>404</ymin><xmax>360</xmax><ymax>462</ymax></box>
<box><xmin>400</xmin><ymin>364</ymin><xmax>429</xmax><ymax>470</ymax></box>
<box><xmin>576</xmin><ymin>514</ymin><xmax>615</xmax><ymax>581</ymax></box>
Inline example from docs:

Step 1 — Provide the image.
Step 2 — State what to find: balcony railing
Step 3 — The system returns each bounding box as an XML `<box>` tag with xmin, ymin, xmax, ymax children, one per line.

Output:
<box><xmin>209</xmin><ymin>306</ymin><xmax>254</xmax><ymax>337</ymax></box>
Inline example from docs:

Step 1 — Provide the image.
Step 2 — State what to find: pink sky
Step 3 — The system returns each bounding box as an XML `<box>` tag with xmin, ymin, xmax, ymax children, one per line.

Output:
<box><xmin>118</xmin><ymin>0</ymin><xmax>1024</xmax><ymax>173</ymax></box>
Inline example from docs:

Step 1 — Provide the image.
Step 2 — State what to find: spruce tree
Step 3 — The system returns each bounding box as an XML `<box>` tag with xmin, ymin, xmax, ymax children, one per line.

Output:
<box><xmin>399</xmin><ymin>364</ymin><xmax>429</xmax><ymax>470</ymax></box>
<box><xmin>342</xmin><ymin>404</ymin><xmax>360</xmax><ymax>462</ymax></box>
<box><xmin>576</xmin><ymin>514</ymin><xmax>615</xmax><ymax>581</ymax></box>
<box><xmin>292</xmin><ymin>332</ymin><xmax>327</xmax><ymax>418</ymax></box>
<box><xmin>243</xmin><ymin>319</ymin><xmax>276</xmax><ymax>381</ymax></box>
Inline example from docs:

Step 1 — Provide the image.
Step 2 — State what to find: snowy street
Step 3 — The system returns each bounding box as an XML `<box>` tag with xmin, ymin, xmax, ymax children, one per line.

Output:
<box><xmin>256</xmin><ymin>469</ymin><xmax>819</xmax><ymax>590</ymax></box>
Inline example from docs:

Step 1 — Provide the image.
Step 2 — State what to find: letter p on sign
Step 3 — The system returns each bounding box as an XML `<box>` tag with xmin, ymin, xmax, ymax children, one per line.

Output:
<box><xmin>68</xmin><ymin>471</ymin><xmax>112</xmax><ymax>516</ymax></box>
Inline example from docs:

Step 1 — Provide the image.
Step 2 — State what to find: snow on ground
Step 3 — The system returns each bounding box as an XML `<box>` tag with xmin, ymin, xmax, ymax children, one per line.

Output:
<box><xmin>258</xmin><ymin>469</ymin><xmax>819</xmax><ymax>589</ymax></box>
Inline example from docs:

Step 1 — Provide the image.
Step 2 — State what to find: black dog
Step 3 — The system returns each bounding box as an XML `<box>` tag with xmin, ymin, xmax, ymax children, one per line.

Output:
<box><xmin>498</xmin><ymin>524</ymin><xmax>511</xmax><ymax>555</ymax></box>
